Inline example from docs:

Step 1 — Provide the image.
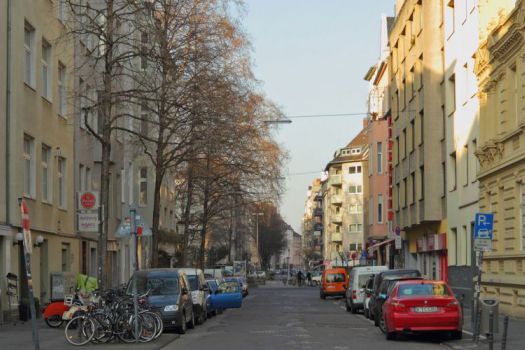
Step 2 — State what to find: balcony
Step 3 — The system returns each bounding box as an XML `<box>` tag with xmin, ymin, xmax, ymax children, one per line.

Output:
<box><xmin>331</xmin><ymin>232</ymin><xmax>343</xmax><ymax>242</ymax></box>
<box><xmin>329</xmin><ymin>174</ymin><xmax>342</xmax><ymax>186</ymax></box>
<box><xmin>331</xmin><ymin>213</ymin><xmax>343</xmax><ymax>223</ymax></box>
<box><xmin>330</xmin><ymin>195</ymin><xmax>343</xmax><ymax>205</ymax></box>
<box><xmin>313</xmin><ymin>207</ymin><xmax>323</xmax><ymax>217</ymax></box>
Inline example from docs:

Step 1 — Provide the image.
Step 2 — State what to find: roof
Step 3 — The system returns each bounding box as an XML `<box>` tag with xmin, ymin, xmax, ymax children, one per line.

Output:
<box><xmin>325</xmin><ymin>129</ymin><xmax>369</xmax><ymax>170</ymax></box>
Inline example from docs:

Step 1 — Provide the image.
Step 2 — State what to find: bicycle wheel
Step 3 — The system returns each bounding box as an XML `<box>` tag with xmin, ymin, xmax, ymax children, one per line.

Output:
<box><xmin>91</xmin><ymin>312</ymin><xmax>113</xmax><ymax>343</ymax></box>
<box><xmin>65</xmin><ymin>315</ymin><xmax>95</xmax><ymax>346</ymax></box>
<box><xmin>151</xmin><ymin>311</ymin><xmax>163</xmax><ymax>339</ymax></box>
<box><xmin>116</xmin><ymin>314</ymin><xmax>143</xmax><ymax>343</ymax></box>
<box><xmin>138</xmin><ymin>312</ymin><xmax>157</xmax><ymax>343</ymax></box>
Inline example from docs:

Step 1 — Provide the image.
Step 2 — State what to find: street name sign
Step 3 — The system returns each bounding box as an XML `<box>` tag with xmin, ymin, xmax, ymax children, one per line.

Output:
<box><xmin>474</xmin><ymin>213</ymin><xmax>493</xmax><ymax>252</ymax></box>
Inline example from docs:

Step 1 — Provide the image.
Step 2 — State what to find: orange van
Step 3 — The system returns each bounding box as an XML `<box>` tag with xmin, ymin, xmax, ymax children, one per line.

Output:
<box><xmin>320</xmin><ymin>268</ymin><xmax>348</xmax><ymax>299</ymax></box>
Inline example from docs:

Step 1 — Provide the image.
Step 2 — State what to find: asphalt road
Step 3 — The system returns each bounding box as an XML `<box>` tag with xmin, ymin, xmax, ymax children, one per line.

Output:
<box><xmin>166</xmin><ymin>283</ymin><xmax>452</xmax><ymax>350</ymax></box>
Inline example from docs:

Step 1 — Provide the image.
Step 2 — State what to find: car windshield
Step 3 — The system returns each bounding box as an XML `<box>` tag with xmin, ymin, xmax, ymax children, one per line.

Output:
<box><xmin>186</xmin><ymin>275</ymin><xmax>199</xmax><ymax>291</ymax></box>
<box><xmin>128</xmin><ymin>274</ymin><xmax>179</xmax><ymax>296</ymax></box>
<box><xmin>358</xmin><ymin>274</ymin><xmax>373</xmax><ymax>288</ymax></box>
<box><xmin>326</xmin><ymin>273</ymin><xmax>345</xmax><ymax>283</ymax></box>
<box><xmin>398</xmin><ymin>283</ymin><xmax>450</xmax><ymax>297</ymax></box>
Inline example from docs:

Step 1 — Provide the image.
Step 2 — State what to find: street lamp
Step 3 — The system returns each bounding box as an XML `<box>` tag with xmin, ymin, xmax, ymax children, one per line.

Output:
<box><xmin>252</xmin><ymin>212</ymin><xmax>263</xmax><ymax>267</ymax></box>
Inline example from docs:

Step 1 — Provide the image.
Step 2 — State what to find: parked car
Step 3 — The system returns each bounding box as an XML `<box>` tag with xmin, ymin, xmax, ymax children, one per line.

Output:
<box><xmin>381</xmin><ymin>280</ymin><xmax>463</xmax><ymax>340</ymax></box>
<box><xmin>178</xmin><ymin>268</ymin><xmax>210</xmax><ymax>325</ymax></box>
<box><xmin>205</xmin><ymin>279</ymin><xmax>223</xmax><ymax>317</ymax></box>
<box><xmin>345</xmin><ymin>265</ymin><xmax>388</xmax><ymax>314</ymax></box>
<box><xmin>363</xmin><ymin>275</ymin><xmax>375</xmax><ymax>319</ymax></box>
<box><xmin>369</xmin><ymin>269</ymin><xmax>422</xmax><ymax>325</ymax></box>
<box><xmin>210</xmin><ymin>280</ymin><xmax>243</xmax><ymax>309</ymax></box>
<box><xmin>311</xmin><ymin>271</ymin><xmax>322</xmax><ymax>286</ymax></box>
<box><xmin>225</xmin><ymin>277</ymin><xmax>248</xmax><ymax>297</ymax></box>
<box><xmin>320</xmin><ymin>268</ymin><xmax>348</xmax><ymax>299</ymax></box>
<box><xmin>204</xmin><ymin>269</ymin><xmax>223</xmax><ymax>280</ymax></box>
<box><xmin>373</xmin><ymin>275</ymin><xmax>424</xmax><ymax>328</ymax></box>
<box><xmin>127</xmin><ymin>268</ymin><xmax>194</xmax><ymax>334</ymax></box>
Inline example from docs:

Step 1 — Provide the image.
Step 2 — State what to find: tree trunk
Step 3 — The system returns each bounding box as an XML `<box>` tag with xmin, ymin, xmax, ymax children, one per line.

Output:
<box><xmin>97</xmin><ymin>139</ymin><xmax>111</xmax><ymax>290</ymax></box>
<box><xmin>151</xmin><ymin>168</ymin><xmax>164</xmax><ymax>268</ymax></box>
<box><xmin>181</xmin><ymin>164</ymin><xmax>194</xmax><ymax>267</ymax></box>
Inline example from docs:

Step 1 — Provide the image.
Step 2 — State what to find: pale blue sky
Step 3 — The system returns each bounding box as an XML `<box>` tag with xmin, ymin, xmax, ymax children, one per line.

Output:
<box><xmin>244</xmin><ymin>0</ymin><xmax>394</xmax><ymax>232</ymax></box>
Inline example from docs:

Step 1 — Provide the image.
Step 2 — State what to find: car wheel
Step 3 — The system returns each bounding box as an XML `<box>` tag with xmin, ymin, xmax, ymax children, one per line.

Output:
<box><xmin>320</xmin><ymin>292</ymin><xmax>326</xmax><ymax>300</ymax></box>
<box><xmin>378</xmin><ymin>313</ymin><xmax>387</xmax><ymax>333</ymax></box>
<box><xmin>451</xmin><ymin>330</ymin><xmax>463</xmax><ymax>340</ymax></box>
<box><xmin>350</xmin><ymin>302</ymin><xmax>357</xmax><ymax>314</ymax></box>
<box><xmin>386</xmin><ymin>331</ymin><xmax>397</xmax><ymax>341</ymax></box>
<box><xmin>345</xmin><ymin>299</ymin><xmax>351</xmax><ymax>312</ymax></box>
<box><xmin>177</xmin><ymin>313</ymin><xmax>187</xmax><ymax>334</ymax></box>
<box><xmin>364</xmin><ymin>308</ymin><xmax>369</xmax><ymax>319</ymax></box>
<box><xmin>45</xmin><ymin>315</ymin><xmax>64</xmax><ymax>328</ymax></box>
<box><xmin>187</xmin><ymin>310</ymin><xmax>195</xmax><ymax>329</ymax></box>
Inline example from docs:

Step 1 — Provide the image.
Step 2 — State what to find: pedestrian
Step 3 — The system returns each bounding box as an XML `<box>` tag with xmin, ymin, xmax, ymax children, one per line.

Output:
<box><xmin>297</xmin><ymin>270</ymin><xmax>303</xmax><ymax>287</ymax></box>
<box><xmin>306</xmin><ymin>271</ymin><xmax>312</xmax><ymax>286</ymax></box>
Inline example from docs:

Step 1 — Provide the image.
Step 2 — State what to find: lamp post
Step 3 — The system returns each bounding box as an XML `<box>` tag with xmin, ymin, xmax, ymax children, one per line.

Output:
<box><xmin>252</xmin><ymin>212</ymin><xmax>263</xmax><ymax>267</ymax></box>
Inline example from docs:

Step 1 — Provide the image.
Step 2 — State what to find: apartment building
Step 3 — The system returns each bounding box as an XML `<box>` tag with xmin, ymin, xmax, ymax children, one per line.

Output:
<box><xmin>302</xmin><ymin>178</ymin><xmax>323</xmax><ymax>264</ymax></box>
<box><xmin>390</xmin><ymin>0</ymin><xmax>448</xmax><ymax>280</ymax></box>
<box><xmin>0</xmin><ymin>0</ymin><xmax>79</xmax><ymax>320</ymax></box>
<box><xmin>474</xmin><ymin>0</ymin><xmax>525</xmax><ymax>318</ymax></box>
<box><xmin>443</xmin><ymin>0</ymin><xmax>480</xmax><ymax>306</ymax></box>
<box><xmin>323</xmin><ymin>130</ymin><xmax>368</xmax><ymax>266</ymax></box>
<box><xmin>364</xmin><ymin>14</ymin><xmax>396</xmax><ymax>268</ymax></box>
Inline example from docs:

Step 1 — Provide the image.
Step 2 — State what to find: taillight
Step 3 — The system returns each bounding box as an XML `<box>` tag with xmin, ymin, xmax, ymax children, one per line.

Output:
<box><xmin>391</xmin><ymin>301</ymin><xmax>406</xmax><ymax>312</ymax></box>
<box><xmin>445</xmin><ymin>300</ymin><xmax>460</xmax><ymax>311</ymax></box>
<box><xmin>352</xmin><ymin>290</ymin><xmax>357</xmax><ymax>300</ymax></box>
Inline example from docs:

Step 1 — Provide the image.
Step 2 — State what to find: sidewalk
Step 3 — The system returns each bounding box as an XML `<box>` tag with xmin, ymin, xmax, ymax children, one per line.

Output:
<box><xmin>443</xmin><ymin>306</ymin><xmax>525</xmax><ymax>349</ymax></box>
<box><xmin>0</xmin><ymin>317</ymin><xmax>178</xmax><ymax>350</ymax></box>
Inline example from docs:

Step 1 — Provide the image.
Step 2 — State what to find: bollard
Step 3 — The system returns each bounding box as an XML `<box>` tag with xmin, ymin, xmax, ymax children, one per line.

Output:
<box><xmin>501</xmin><ymin>316</ymin><xmax>509</xmax><ymax>350</ymax></box>
<box><xmin>489</xmin><ymin>310</ymin><xmax>494</xmax><ymax>350</ymax></box>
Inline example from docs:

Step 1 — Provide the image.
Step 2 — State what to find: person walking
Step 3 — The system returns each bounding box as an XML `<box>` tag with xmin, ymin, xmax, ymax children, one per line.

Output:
<box><xmin>306</xmin><ymin>271</ymin><xmax>312</xmax><ymax>286</ymax></box>
<box><xmin>296</xmin><ymin>270</ymin><xmax>303</xmax><ymax>287</ymax></box>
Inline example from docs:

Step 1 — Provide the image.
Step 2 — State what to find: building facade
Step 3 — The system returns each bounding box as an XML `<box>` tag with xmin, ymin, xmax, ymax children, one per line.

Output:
<box><xmin>390</xmin><ymin>0</ymin><xmax>448</xmax><ymax>281</ymax></box>
<box><xmin>301</xmin><ymin>178</ymin><xmax>323</xmax><ymax>266</ymax></box>
<box><xmin>443</xmin><ymin>0</ymin><xmax>480</xmax><ymax>306</ymax></box>
<box><xmin>475</xmin><ymin>0</ymin><xmax>525</xmax><ymax>318</ymax></box>
<box><xmin>0</xmin><ymin>0</ymin><xmax>80</xmax><ymax>321</ymax></box>
<box><xmin>323</xmin><ymin>129</ymin><xmax>368</xmax><ymax>266</ymax></box>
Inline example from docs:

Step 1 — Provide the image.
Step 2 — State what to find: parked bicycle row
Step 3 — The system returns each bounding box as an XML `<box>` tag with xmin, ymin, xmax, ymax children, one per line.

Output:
<box><xmin>41</xmin><ymin>268</ymin><xmax>248</xmax><ymax>346</ymax></box>
<box><xmin>319</xmin><ymin>265</ymin><xmax>463</xmax><ymax>341</ymax></box>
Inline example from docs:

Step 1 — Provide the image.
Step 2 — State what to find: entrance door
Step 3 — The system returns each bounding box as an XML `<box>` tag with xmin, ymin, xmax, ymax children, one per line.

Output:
<box><xmin>39</xmin><ymin>240</ymin><xmax>49</xmax><ymax>302</ymax></box>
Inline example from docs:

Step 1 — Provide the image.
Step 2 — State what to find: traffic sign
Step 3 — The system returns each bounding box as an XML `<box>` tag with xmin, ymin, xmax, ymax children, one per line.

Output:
<box><xmin>474</xmin><ymin>213</ymin><xmax>494</xmax><ymax>252</ymax></box>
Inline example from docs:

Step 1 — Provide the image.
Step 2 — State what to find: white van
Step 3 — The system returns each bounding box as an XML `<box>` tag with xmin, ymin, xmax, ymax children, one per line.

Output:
<box><xmin>178</xmin><ymin>268</ymin><xmax>209</xmax><ymax>325</ymax></box>
<box><xmin>345</xmin><ymin>265</ymin><xmax>388</xmax><ymax>314</ymax></box>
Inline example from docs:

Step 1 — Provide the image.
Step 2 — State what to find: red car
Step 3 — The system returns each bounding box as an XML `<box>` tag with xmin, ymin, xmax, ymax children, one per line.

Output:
<box><xmin>381</xmin><ymin>280</ymin><xmax>462</xmax><ymax>340</ymax></box>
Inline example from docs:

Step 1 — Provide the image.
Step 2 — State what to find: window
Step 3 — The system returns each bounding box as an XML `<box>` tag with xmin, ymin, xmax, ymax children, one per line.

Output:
<box><xmin>140</xmin><ymin>101</ymin><xmax>149</xmax><ymax>136</ymax></box>
<box><xmin>449</xmin><ymin>151</ymin><xmax>457</xmax><ymax>191</ymax></box>
<box><xmin>349</xmin><ymin>224</ymin><xmax>363</xmax><ymax>233</ymax></box>
<box><xmin>419</xmin><ymin>111</ymin><xmax>424</xmax><ymax>145</ymax></box>
<box><xmin>511</xmin><ymin>64</ymin><xmax>518</xmax><ymax>125</ymax></box>
<box><xmin>369</xmin><ymin>197</ymin><xmax>374</xmax><ymax>224</ymax></box>
<box><xmin>448</xmin><ymin>74</ymin><xmax>456</xmax><ymax>115</ymax></box>
<box><xmin>23</xmin><ymin>135</ymin><xmax>35</xmax><ymax>197</ymax></box>
<box><xmin>377</xmin><ymin>142</ymin><xmax>383</xmax><ymax>174</ymax></box>
<box><xmin>349</xmin><ymin>185</ymin><xmax>362</xmax><ymax>194</ymax></box>
<box><xmin>58</xmin><ymin>0</ymin><xmax>68</xmax><ymax>22</ymax></box>
<box><xmin>349</xmin><ymin>204</ymin><xmax>362</xmax><ymax>213</ymax></box>
<box><xmin>58</xmin><ymin>63</ymin><xmax>66</xmax><ymax>116</ymax></box>
<box><xmin>445</xmin><ymin>0</ymin><xmax>456</xmax><ymax>38</ymax></box>
<box><xmin>463</xmin><ymin>144</ymin><xmax>469</xmax><ymax>187</ymax></box>
<box><xmin>86</xmin><ymin>167</ymin><xmax>91</xmax><ymax>191</ymax></box>
<box><xmin>450</xmin><ymin>227</ymin><xmax>457</xmax><ymax>265</ymax></box>
<box><xmin>351</xmin><ymin>148</ymin><xmax>361</xmax><ymax>155</ymax></box>
<box><xmin>520</xmin><ymin>184</ymin><xmax>525</xmax><ymax>251</ymax></box>
<box><xmin>24</xmin><ymin>23</ymin><xmax>35</xmax><ymax>86</ymax></box>
<box><xmin>472</xmin><ymin>139</ymin><xmax>478</xmax><ymax>180</ymax></box>
<box><xmin>403</xmin><ymin>179</ymin><xmax>407</xmax><ymax>208</ymax></box>
<box><xmin>410</xmin><ymin>120</ymin><xmax>415</xmax><ymax>153</ymax></box>
<box><xmin>41</xmin><ymin>40</ymin><xmax>51</xmax><ymax>99</ymax></box>
<box><xmin>378</xmin><ymin>195</ymin><xmax>383</xmax><ymax>224</ymax></box>
<box><xmin>349</xmin><ymin>243</ymin><xmax>362</xmax><ymax>251</ymax></box>
<box><xmin>121</xmin><ymin>169</ymin><xmax>126</xmax><ymax>203</ymax></box>
<box><xmin>140</xmin><ymin>32</ymin><xmax>148</xmax><ymax>70</ymax></box>
<box><xmin>128</xmin><ymin>167</ymin><xmax>134</xmax><ymax>205</ymax></box>
<box><xmin>402</xmin><ymin>128</ymin><xmax>407</xmax><ymax>159</ymax></box>
<box><xmin>396</xmin><ymin>136</ymin><xmax>400</xmax><ymax>164</ymax></box>
<box><xmin>349</xmin><ymin>166</ymin><xmax>362</xmax><ymax>174</ymax></box>
<box><xmin>58</xmin><ymin>157</ymin><xmax>66</xmax><ymax>207</ymax></box>
<box><xmin>61</xmin><ymin>243</ymin><xmax>70</xmax><ymax>272</ymax></box>
<box><xmin>419</xmin><ymin>166</ymin><xmax>425</xmax><ymax>200</ymax></box>
<box><xmin>411</xmin><ymin>173</ymin><xmax>416</xmax><ymax>204</ymax></box>
<box><xmin>41</xmin><ymin>144</ymin><xmax>52</xmax><ymax>202</ymax></box>
<box><xmin>368</xmin><ymin>144</ymin><xmax>373</xmax><ymax>176</ymax></box>
<box><xmin>79</xmin><ymin>164</ymin><xmax>85</xmax><ymax>192</ymax></box>
<box><xmin>139</xmin><ymin>167</ymin><xmax>148</xmax><ymax>206</ymax></box>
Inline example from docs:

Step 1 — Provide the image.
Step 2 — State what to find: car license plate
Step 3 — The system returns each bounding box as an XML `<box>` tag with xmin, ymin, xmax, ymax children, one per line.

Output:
<box><xmin>327</xmin><ymin>286</ymin><xmax>335</xmax><ymax>289</ymax></box>
<box><xmin>414</xmin><ymin>306</ymin><xmax>438</xmax><ymax>313</ymax></box>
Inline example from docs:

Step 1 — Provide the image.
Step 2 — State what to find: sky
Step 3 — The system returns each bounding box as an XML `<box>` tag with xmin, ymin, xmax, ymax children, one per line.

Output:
<box><xmin>244</xmin><ymin>0</ymin><xmax>395</xmax><ymax>232</ymax></box>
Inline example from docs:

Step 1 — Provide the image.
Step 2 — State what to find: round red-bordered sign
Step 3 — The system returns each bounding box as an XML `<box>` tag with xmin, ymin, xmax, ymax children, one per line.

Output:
<box><xmin>80</xmin><ymin>192</ymin><xmax>96</xmax><ymax>209</ymax></box>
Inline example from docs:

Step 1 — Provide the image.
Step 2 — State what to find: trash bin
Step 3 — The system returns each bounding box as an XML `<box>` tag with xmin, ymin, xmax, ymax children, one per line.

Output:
<box><xmin>480</xmin><ymin>298</ymin><xmax>499</xmax><ymax>334</ymax></box>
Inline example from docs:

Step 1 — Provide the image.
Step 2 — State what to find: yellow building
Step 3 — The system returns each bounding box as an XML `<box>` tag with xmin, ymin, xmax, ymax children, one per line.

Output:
<box><xmin>474</xmin><ymin>0</ymin><xmax>525</xmax><ymax>318</ymax></box>
<box><xmin>0</xmin><ymin>0</ymin><xmax>79</xmax><ymax>321</ymax></box>
<box><xmin>389</xmin><ymin>0</ymin><xmax>448</xmax><ymax>280</ymax></box>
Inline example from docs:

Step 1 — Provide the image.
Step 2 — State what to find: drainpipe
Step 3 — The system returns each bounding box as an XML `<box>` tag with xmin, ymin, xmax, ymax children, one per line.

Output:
<box><xmin>5</xmin><ymin>0</ymin><xmax>12</xmax><ymax>225</ymax></box>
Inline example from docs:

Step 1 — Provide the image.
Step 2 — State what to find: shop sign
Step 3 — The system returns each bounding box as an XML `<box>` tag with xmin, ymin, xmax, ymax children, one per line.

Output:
<box><xmin>78</xmin><ymin>213</ymin><xmax>99</xmax><ymax>232</ymax></box>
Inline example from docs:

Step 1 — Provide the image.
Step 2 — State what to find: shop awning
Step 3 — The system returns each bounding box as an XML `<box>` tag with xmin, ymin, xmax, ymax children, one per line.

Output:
<box><xmin>367</xmin><ymin>238</ymin><xmax>394</xmax><ymax>254</ymax></box>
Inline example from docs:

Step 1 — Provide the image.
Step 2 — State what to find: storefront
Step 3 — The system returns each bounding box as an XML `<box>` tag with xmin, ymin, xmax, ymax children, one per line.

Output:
<box><xmin>416</xmin><ymin>233</ymin><xmax>448</xmax><ymax>282</ymax></box>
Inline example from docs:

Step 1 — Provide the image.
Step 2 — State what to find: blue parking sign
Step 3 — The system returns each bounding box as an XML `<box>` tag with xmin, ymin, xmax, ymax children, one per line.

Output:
<box><xmin>474</xmin><ymin>213</ymin><xmax>493</xmax><ymax>240</ymax></box>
